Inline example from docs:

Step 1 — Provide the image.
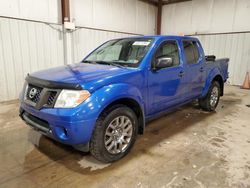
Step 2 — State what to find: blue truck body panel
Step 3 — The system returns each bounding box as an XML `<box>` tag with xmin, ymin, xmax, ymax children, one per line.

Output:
<box><xmin>19</xmin><ymin>35</ymin><xmax>229</xmax><ymax>147</ymax></box>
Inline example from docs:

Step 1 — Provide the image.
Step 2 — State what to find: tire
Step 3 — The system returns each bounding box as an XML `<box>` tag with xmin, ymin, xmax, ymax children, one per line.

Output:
<box><xmin>198</xmin><ymin>81</ymin><xmax>221</xmax><ymax>111</ymax></box>
<box><xmin>90</xmin><ymin>105</ymin><xmax>138</xmax><ymax>163</ymax></box>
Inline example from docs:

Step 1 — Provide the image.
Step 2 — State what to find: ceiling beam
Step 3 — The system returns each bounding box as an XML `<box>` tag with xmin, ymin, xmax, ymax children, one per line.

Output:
<box><xmin>138</xmin><ymin>0</ymin><xmax>158</xmax><ymax>6</ymax></box>
<box><xmin>162</xmin><ymin>0</ymin><xmax>192</xmax><ymax>5</ymax></box>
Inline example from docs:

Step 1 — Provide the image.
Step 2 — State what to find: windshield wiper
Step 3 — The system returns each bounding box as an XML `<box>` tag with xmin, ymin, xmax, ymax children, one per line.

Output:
<box><xmin>82</xmin><ymin>60</ymin><xmax>126</xmax><ymax>68</ymax></box>
<box><xmin>94</xmin><ymin>61</ymin><xmax>126</xmax><ymax>69</ymax></box>
<box><xmin>82</xmin><ymin>60</ymin><xmax>97</xmax><ymax>64</ymax></box>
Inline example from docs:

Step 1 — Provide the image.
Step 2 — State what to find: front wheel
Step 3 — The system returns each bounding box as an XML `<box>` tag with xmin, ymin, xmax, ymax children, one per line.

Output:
<box><xmin>90</xmin><ymin>105</ymin><xmax>138</xmax><ymax>163</ymax></box>
<box><xmin>199</xmin><ymin>81</ymin><xmax>221</xmax><ymax>111</ymax></box>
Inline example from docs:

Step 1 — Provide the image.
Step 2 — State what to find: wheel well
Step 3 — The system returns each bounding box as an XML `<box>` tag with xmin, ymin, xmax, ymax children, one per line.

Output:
<box><xmin>100</xmin><ymin>98</ymin><xmax>144</xmax><ymax>135</ymax></box>
<box><xmin>213</xmin><ymin>75</ymin><xmax>224</xmax><ymax>96</ymax></box>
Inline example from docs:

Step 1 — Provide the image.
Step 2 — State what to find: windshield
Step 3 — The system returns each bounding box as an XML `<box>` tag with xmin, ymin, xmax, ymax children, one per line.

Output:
<box><xmin>84</xmin><ymin>38</ymin><xmax>154</xmax><ymax>67</ymax></box>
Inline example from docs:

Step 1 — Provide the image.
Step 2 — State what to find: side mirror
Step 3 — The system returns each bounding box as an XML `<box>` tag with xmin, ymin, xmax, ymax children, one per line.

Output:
<box><xmin>153</xmin><ymin>57</ymin><xmax>174</xmax><ymax>70</ymax></box>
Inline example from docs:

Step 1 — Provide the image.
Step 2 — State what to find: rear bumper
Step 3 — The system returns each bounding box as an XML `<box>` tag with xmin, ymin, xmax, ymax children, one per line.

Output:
<box><xmin>20</xmin><ymin>102</ymin><xmax>97</xmax><ymax>146</ymax></box>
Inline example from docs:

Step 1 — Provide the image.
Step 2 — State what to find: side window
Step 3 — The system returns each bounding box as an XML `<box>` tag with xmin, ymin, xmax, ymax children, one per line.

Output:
<box><xmin>155</xmin><ymin>41</ymin><xmax>180</xmax><ymax>67</ymax></box>
<box><xmin>183</xmin><ymin>41</ymin><xmax>200</xmax><ymax>64</ymax></box>
<box><xmin>192</xmin><ymin>41</ymin><xmax>200</xmax><ymax>62</ymax></box>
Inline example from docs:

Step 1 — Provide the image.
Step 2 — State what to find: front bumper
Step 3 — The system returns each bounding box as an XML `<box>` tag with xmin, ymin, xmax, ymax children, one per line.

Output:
<box><xmin>20</xmin><ymin>102</ymin><xmax>97</xmax><ymax>146</ymax></box>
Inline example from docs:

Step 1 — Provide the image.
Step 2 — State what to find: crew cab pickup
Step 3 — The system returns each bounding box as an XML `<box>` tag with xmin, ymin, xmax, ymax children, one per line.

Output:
<box><xmin>19</xmin><ymin>35</ymin><xmax>229</xmax><ymax>162</ymax></box>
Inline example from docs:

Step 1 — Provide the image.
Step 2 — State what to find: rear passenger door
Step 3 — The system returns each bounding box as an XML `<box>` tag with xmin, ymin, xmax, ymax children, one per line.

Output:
<box><xmin>182</xmin><ymin>40</ymin><xmax>205</xmax><ymax>98</ymax></box>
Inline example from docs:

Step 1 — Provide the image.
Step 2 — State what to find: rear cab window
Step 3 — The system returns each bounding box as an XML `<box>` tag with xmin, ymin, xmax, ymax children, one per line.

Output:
<box><xmin>182</xmin><ymin>40</ymin><xmax>200</xmax><ymax>65</ymax></box>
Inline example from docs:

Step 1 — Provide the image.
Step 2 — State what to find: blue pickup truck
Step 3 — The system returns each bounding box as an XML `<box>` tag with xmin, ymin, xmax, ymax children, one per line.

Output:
<box><xmin>19</xmin><ymin>35</ymin><xmax>229</xmax><ymax>162</ymax></box>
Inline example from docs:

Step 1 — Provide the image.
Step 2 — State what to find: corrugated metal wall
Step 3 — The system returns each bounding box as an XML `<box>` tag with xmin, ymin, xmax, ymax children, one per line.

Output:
<box><xmin>195</xmin><ymin>33</ymin><xmax>250</xmax><ymax>86</ymax></box>
<box><xmin>71</xmin><ymin>0</ymin><xmax>157</xmax><ymax>35</ymax></box>
<box><xmin>162</xmin><ymin>0</ymin><xmax>250</xmax><ymax>35</ymax></box>
<box><xmin>0</xmin><ymin>0</ymin><xmax>60</xmax><ymax>24</ymax></box>
<box><xmin>0</xmin><ymin>17</ymin><xmax>64</xmax><ymax>101</ymax></box>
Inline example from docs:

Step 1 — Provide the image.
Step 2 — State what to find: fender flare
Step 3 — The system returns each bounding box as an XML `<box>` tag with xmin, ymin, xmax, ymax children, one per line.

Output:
<box><xmin>201</xmin><ymin>67</ymin><xmax>223</xmax><ymax>98</ymax></box>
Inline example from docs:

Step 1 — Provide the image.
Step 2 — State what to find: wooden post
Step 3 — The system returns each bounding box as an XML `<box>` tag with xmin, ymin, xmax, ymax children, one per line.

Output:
<box><xmin>157</xmin><ymin>0</ymin><xmax>162</xmax><ymax>35</ymax></box>
<box><xmin>61</xmin><ymin>0</ymin><xmax>70</xmax><ymax>23</ymax></box>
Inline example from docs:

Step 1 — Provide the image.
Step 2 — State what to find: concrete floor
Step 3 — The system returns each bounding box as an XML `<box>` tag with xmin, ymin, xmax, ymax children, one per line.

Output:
<box><xmin>0</xmin><ymin>85</ymin><xmax>250</xmax><ymax>188</ymax></box>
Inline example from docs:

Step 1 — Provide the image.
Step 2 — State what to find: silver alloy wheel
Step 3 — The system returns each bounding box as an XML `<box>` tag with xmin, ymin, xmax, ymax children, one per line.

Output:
<box><xmin>104</xmin><ymin>116</ymin><xmax>133</xmax><ymax>154</ymax></box>
<box><xmin>210</xmin><ymin>86</ymin><xmax>219</xmax><ymax>107</ymax></box>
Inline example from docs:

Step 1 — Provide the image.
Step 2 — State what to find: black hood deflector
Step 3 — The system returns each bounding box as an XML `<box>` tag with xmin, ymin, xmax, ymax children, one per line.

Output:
<box><xmin>26</xmin><ymin>74</ymin><xmax>82</xmax><ymax>90</ymax></box>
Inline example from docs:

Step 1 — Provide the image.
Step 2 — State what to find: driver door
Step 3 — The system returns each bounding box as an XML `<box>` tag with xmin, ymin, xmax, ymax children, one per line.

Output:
<box><xmin>147</xmin><ymin>40</ymin><xmax>188</xmax><ymax>115</ymax></box>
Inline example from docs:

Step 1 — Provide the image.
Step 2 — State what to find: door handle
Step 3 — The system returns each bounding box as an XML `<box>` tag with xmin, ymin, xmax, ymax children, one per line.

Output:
<box><xmin>200</xmin><ymin>67</ymin><xmax>204</xmax><ymax>72</ymax></box>
<box><xmin>179</xmin><ymin>71</ymin><xmax>184</xmax><ymax>77</ymax></box>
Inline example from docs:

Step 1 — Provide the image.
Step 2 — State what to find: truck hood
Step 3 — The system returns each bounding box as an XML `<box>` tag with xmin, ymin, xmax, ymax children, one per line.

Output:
<box><xmin>31</xmin><ymin>63</ymin><xmax>132</xmax><ymax>90</ymax></box>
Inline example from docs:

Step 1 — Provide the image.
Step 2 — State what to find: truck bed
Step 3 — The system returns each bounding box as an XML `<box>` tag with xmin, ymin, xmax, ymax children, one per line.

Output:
<box><xmin>205</xmin><ymin>58</ymin><xmax>229</xmax><ymax>82</ymax></box>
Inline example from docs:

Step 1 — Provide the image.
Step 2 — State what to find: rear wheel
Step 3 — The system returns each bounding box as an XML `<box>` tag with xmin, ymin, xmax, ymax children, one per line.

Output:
<box><xmin>199</xmin><ymin>81</ymin><xmax>221</xmax><ymax>111</ymax></box>
<box><xmin>90</xmin><ymin>105</ymin><xmax>138</xmax><ymax>163</ymax></box>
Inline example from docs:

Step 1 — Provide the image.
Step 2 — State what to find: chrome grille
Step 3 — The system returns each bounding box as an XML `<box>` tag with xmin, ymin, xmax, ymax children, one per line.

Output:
<box><xmin>25</xmin><ymin>84</ymin><xmax>60</xmax><ymax>109</ymax></box>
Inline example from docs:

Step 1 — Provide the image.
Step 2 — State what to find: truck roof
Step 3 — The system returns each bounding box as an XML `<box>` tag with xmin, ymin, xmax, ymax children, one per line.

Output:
<box><xmin>127</xmin><ymin>35</ymin><xmax>198</xmax><ymax>41</ymax></box>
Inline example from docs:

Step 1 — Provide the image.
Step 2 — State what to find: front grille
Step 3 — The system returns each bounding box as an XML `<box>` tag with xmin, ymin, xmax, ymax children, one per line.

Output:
<box><xmin>26</xmin><ymin>84</ymin><xmax>42</xmax><ymax>103</ymax></box>
<box><xmin>25</xmin><ymin>84</ymin><xmax>60</xmax><ymax>109</ymax></box>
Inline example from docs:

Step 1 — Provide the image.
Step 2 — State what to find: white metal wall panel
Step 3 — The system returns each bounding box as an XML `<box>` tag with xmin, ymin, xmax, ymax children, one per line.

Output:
<box><xmin>71</xmin><ymin>0</ymin><xmax>157</xmax><ymax>35</ymax></box>
<box><xmin>0</xmin><ymin>0</ymin><xmax>60</xmax><ymax>24</ymax></box>
<box><xmin>162</xmin><ymin>0</ymin><xmax>250</xmax><ymax>35</ymax></box>
<box><xmin>72</xmin><ymin>28</ymin><xmax>138</xmax><ymax>63</ymax></box>
<box><xmin>195</xmin><ymin>33</ymin><xmax>250</xmax><ymax>85</ymax></box>
<box><xmin>0</xmin><ymin>17</ymin><xmax>64</xmax><ymax>101</ymax></box>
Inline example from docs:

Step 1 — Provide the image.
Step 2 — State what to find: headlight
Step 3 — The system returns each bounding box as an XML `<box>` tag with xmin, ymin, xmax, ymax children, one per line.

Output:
<box><xmin>54</xmin><ymin>90</ymin><xmax>91</xmax><ymax>108</ymax></box>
